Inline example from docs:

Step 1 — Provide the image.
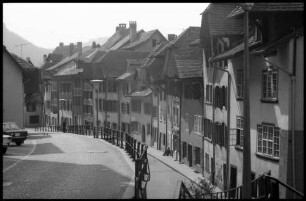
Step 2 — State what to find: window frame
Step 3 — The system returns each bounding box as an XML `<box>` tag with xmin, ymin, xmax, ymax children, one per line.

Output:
<box><xmin>261</xmin><ymin>68</ymin><xmax>278</xmax><ymax>102</ymax></box>
<box><xmin>257</xmin><ymin>123</ymin><xmax>280</xmax><ymax>159</ymax></box>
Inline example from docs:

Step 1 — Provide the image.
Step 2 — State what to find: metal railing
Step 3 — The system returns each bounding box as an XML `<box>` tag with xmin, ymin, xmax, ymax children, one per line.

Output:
<box><xmin>179</xmin><ymin>170</ymin><xmax>304</xmax><ymax>199</ymax></box>
<box><xmin>179</xmin><ymin>181</ymin><xmax>193</xmax><ymax>199</ymax></box>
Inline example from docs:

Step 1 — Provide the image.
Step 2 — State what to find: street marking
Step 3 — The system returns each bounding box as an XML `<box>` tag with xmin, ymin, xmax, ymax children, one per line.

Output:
<box><xmin>3</xmin><ymin>140</ymin><xmax>36</xmax><ymax>173</ymax></box>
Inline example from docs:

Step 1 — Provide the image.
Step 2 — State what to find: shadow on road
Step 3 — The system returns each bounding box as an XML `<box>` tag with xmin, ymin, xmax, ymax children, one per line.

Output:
<box><xmin>3</xmin><ymin>157</ymin><xmax>134</xmax><ymax>199</ymax></box>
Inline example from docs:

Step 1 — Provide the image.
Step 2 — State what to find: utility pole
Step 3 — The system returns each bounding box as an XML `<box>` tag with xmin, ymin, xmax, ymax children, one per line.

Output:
<box><xmin>15</xmin><ymin>43</ymin><xmax>30</xmax><ymax>59</ymax></box>
<box><xmin>242</xmin><ymin>3</ymin><xmax>254</xmax><ymax>199</ymax></box>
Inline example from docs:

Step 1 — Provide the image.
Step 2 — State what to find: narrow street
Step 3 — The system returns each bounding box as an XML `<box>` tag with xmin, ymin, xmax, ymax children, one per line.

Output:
<box><xmin>3</xmin><ymin>133</ymin><xmax>134</xmax><ymax>199</ymax></box>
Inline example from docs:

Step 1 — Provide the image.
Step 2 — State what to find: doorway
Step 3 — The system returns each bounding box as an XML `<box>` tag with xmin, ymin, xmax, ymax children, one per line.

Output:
<box><xmin>188</xmin><ymin>144</ymin><xmax>192</xmax><ymax>167</ymax></box>
<box><xmin>142</xmin><ymin>125</ymin><xmax>146</xmax><ymax>143</ymax></box>
<box><xmin>229</xmin><ymin>165</ymin><xmax>237</xmax><ymax>198</ymax></box>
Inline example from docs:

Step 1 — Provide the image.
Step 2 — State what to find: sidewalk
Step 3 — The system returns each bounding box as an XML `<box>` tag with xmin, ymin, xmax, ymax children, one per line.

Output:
<box><xmin>25</xmin><ymin>128</ymin><xmax>62</xmax><ymax>135</ymax></box>
<box><xmin>146</xmin><ymin>147</ymin><xmax>222</xmax><ymax>193</ymax></box>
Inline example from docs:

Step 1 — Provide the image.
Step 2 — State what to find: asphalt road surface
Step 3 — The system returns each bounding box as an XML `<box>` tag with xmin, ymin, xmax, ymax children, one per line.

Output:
<box><xmin>3</xmin><ymin>133</ymin><xmax>134</xmax><ymax>199</ymax></box>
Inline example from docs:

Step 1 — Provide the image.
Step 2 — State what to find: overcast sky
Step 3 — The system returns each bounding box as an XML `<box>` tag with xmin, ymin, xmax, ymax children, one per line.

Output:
<box><xmin>3</xmin><ymin>3</ymin><xmax>210</xmax><ymax>49</ymax></box>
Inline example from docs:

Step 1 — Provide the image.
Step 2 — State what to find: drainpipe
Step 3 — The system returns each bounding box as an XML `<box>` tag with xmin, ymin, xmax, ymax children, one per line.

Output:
<box><xmin>179</xmin><ymin>81</ymin><xmax>182</xmax><ymax>162</ymax></box>
<box><xmin>291</xmin><ymin>32</ymin><xmax>297</xmax><ymax>196</ymax></box>
<box><xmin>202</xmin><ymin>49</ymin><xmax>206</xmax><ymax>177</ymax></box>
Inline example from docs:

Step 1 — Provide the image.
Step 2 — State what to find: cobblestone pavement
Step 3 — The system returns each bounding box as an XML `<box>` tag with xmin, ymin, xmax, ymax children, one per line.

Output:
<box><xmin>3</xmin><ymin>133</ymin><xmax>134</xmax><ymax>199</ymax></box>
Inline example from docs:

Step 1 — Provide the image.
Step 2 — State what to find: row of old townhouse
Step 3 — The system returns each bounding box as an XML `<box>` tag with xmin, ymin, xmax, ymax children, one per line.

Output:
<box><xmin>39</xmin><ymin>2</ymin><xmax>304</xmax><ymax>197</ymax></box>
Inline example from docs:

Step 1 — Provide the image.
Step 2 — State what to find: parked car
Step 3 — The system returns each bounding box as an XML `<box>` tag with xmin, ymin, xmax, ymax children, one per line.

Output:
<box><xmin>3</xmin><ymin>122</ymin><xmax>28</xmax><ymax>146</ymax></box>
<box><xmin>3</xmin><ymin>134</ymin><xmax>12</xmax><ymax>154</ymax></box>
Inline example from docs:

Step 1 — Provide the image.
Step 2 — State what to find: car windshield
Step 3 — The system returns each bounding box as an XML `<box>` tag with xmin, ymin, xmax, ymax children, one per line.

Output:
<box><xmin>3</xmin><ymin>122</ymin><xmax>20</xmax><ymax>131</ymax></box>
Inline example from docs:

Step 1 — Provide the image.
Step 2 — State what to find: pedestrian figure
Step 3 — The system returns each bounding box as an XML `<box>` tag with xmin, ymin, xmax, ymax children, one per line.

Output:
<box><xmin>63</xmin><ymin>120</ymin><xmax>67</xmax><ymax>133</ymax></box>
<box><xmin>163</xmin><ymin>147</ymin><xmax>171</xmax><ymax>156</ymax></box>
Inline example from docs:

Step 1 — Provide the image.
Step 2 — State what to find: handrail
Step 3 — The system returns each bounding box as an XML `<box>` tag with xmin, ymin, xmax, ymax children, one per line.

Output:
<box><xmin>265</xmin><ymin>175</ymin><xmax>304</xmax><ymax>198</ymax></box>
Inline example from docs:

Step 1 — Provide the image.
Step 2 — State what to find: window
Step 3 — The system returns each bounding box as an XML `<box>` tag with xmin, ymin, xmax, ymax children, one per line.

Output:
<box><xmin>144</xmin><ymin>103</ymin><xmax>152</xmax><ymax>115</ymax></box>
<box><xmin>205</xmin><ymin>153</ymin><xmax>210</xmax><ymax>173</ymax></box>
<box><xmin>183</xmin><ymin>142</ymin><xmax>187</xmax><ymax>158</ymax></box>
<box><xmin>30</xmin><ymin>115</ymin><xmax>39</xmax><ymax>124</ymax></box>
<box><xmin>112</xmin><ymin>123</ymin><xmax>117</xmax><ymax>130</ymax></box>
<box><xmin>204</xmin><ymin>118</ymin><xmax>212</xmax><ymax>140</ymax></box>
<box><xmin>83</xmin><ymin>105</ymin><xmax>92</xmax><ymax>114</ymax></box>
<box><xmin>108</xmin><ymin>81</ymin><xmax>117</xmax><ymax>93</ymax></box>
<box><xmin>104</xmin><ymin>100</ymin><xmax>118</xmax><ymax>113</ymax></box>
<box><xmin>173</xmin><ymin>106</ymin><xmax>179</xmax><ymax>126</ymax></box>
<box><xmin>262</xmin><ymin>69</ymin><xmax>278</xmax><ymax>101</ymax></box>
<box><xmin>83</xmin><ymin>91</ymin><xmax>92</xmax><ymax>99</ymax></box>
<box><xmin>152</xmin><ymin>106</ymin><xmax>158</xmax><ymax>118</ymax></box>
<box><xmin>236</xmin><ymin>116</ymin><xmax>244</xmax><ymax>147</ymax></box>
<box><xmin>147</xmin><ymin>123</ymin><xmax>151</xmax><ymax>135</ymax></box>
<box><xmin>152</xmin><ymin>39</ymin><xmax>157</xmax><ymax>47</ymax></box>
<box><xmin>193</xmin><ymin>83</ymin><xmax>201</xmax><ymax>99</ymax></box>
<box><xmin>193</xmin><ymin>115</ymin><xmax>203</xmax><ymax>134</ymax></box>
<box><xmin>74</xmin><ymin>79</ymin><xmax>81</xmax><ymax>88</ymax></box>
<box><xmin>206</xmin><ymin>84</ymin><xmax>213</xmax><ymax>103</ymax></box>
<box><xmin>257</xmin><ymin>123</ymin><xmax>280</xmax><ymax>158</ymax></box>
<box><xmin>122</xmin><ymin>83</ymin><xmax>129</xmax><ymax>95</ymax></box>
<box><xmin>99</xmin><ymin>99</ymin><xmax>102</xmax><ymax>111</ymax></box>
<box><xmin>27</xmin><ymin>104</ymin><xmax>36</xmax><ymax>112</ymax></box>
<box><xmin>195</xmin><ymin>147</ymin><xmax>201</xmax><ymax>165</ymax></box>
<box><xmin>131</xmin><ymin>100</ymin><xmax>142</xmax><ymax>113</ymax></box>
<box><xmin>131</xmin><ymin>121</ymin><xmax>139</xmax><ymax>132</ymax></box>
<box><xmin>73</xmin><ymin>96</ymin><xmax>82</xmax><ymax>106</ymax></box>
<box><xmin>237</xmin><ymin>70</ymin><xmax>244</xmax><ymax>99</ymax></box>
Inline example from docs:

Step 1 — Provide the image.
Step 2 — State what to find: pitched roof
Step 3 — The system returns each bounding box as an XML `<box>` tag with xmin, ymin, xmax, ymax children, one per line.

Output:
<box><xmin>228</xmin><ymin>3</ymin><xmax>304</xmax><ymax>18</ymax></box>
<box><xmin>94</xmin><ymin>50</ymin><xmax>149</xmax><ymax>78</ymax></box>
<box><xmin>209</xmin><ymin>36</ymin><xmax>261</xmax><ymax>62</ymax></box>
<box><xmin>109</xmin><ymin>30</ymin><xmax>145</xmax><ymax>50</ymax></box>
<box><xmin>202</xmin><ymin>3</ymin><xmax>243</xmax><ymax>36</ymax></box>
<box><xmin>174</xmin><ymin>55</ymin><xmax>203</xmax><ymax>79</ymax></box>
<box><xmin>154</xmin><ymin>27</ymin><xmax>201</xmax><ymax>56</ymax></box>
<box><xmin>122</xmin><ymin>29</ymin><xmax>162</xmax><ymax>50</ymax></box>
<box><xmin>141</xmin><ymin>41</ymin><xmax>168</xmax><ymax>68</ymax></box>
<box><xmin>100</xmin><ymin>29</ymin><xmax>130</xmax><ymax>51</ymax></box>
<box><xmin>79</xmin><ymin>48</ymin><xmax>107</xmax><ymax>63</ymax></box>
<box><xmin>46</xmin><ymin>53</ymin><xmax>78</xmax><ymax>71</ymax></box>
<box><xmin>47</xmin><ymin>53</ymin><xmax>63</xmax><ymax>63</ymax></box>
<box><xmin>10</xmin><ymin>53</ymin><xmax>37</xmax><ymax>70</ymax></box>
<box><xmin>116</xmin><ymin>72</ymin><xmax>133</xmax><ymax>80</ymax></box>
<box><xmin>54</xmin><ymin>67</ymin><xmax>83</xmax><ymax>77</ymax></box>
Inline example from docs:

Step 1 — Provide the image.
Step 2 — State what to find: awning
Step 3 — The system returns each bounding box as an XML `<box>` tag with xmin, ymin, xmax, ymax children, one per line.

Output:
<box><xmin>251</xmin><ymin>32</ymin><xmax>296</xmax><ymax>56</ymax></box>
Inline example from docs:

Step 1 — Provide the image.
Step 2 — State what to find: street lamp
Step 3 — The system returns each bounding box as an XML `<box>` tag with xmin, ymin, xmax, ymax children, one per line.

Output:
<box><xmin>90</xmin><ymin>79</ymin><xmax>104</xmax><ymax>138</ymax></box>
<box><xmin>59</xmin><ymin>99</ymin><xmax>65</xmax><ymax>132</ymax></box>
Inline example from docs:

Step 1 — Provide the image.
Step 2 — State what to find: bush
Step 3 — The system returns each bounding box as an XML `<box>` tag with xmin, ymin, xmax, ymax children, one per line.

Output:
<box><xmin>187</xmin><ymin>175</ymin><xmax>216</xmax><ymax>199</ymax></box>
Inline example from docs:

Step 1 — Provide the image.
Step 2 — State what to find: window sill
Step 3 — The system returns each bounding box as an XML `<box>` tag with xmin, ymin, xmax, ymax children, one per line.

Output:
<box><xmin>255</xmin><ymin>153</ymin><xmax>279</xmax><ymax>162</ymax></box>
<box><xmin>260</xmin><ymin>99</ymin><xmax>278</xmax><ymax>104</ymax></box>
<box><xmin>235</xmin><ymin>145</ymin><xmax>243</xmax><ymax>151</ymax></box>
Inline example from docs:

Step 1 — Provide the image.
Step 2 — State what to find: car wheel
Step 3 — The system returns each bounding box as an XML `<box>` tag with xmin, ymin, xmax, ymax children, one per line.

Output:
<box><xmin>3</xmin><ymin>147</ymin><xmax>7</xmax><ymax>155</ymax></box>
<box><xmin>16</xmin><ymin>142</ymin><xmax>22</xmax><ymax>146</ymax></box>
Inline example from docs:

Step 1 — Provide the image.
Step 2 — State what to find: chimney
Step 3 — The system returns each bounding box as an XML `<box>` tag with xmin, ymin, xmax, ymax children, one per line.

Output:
<box><xmin>92</xmin><ymin>41</ymin><xmax>96</xmax><ymax>49</ymax></box>
<box><xmin>117</xmin><ymin>23</ymin><xmax>126</xmax><ymax>34</ymax></box>
<box><xmin>168</xmin><ymin>34</ymin><xmax>177</xmax><ymax>41</ymax></box>
<box><xmin>43</xmin><ymin>54</ymin><xmax>47</xmax><ymax>64</ymax></box>
<box><xmin>59</xmin><ymin>42</ymin><xmax>64</xmax><ymax>55</ymax></box>
<box><xmin>129</xmin><ymin>21</ymin><xmax>137</xmax><ymax>43</ymax></box>
<box><xmin>69</xmin><ymin>43</ymin><xmax>74</xmax><ymax>56</ymax></box>
<box><xmin>77</xmin><ymin>42</ymin><xmax>82</xmax><ymax>57</ymax></box>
